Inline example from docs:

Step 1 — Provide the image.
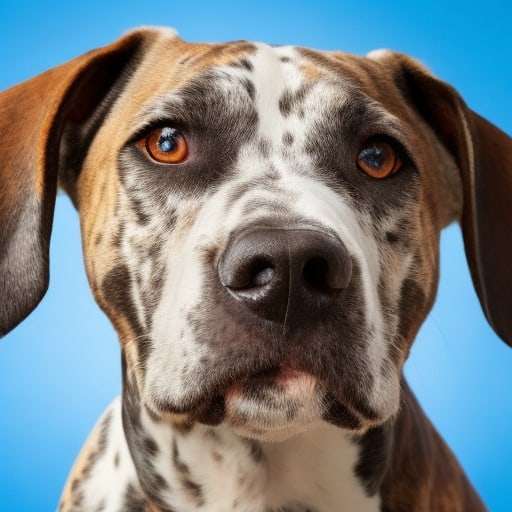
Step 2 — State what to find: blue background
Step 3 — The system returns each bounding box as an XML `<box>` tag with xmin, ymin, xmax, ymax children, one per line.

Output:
<box><xmin>0</xmin><ymin>1</ymin><xmax>511</xmax><ymax>510</ymax></box>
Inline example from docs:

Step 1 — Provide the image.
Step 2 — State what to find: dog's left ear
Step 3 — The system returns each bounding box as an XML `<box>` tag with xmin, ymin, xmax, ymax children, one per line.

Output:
<box><xmin>0</xmin><ymin>29</ymin><xmax>153</xmax><ymax>337</ymax></box>
<box><xmin>369</xmin><ymin>51</ymin><xmax>512</xmax><ymax>346</ymax></box>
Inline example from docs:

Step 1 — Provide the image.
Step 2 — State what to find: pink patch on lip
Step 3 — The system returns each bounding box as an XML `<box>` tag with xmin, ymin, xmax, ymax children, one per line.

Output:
<box><xmin>225</xmin><ymin>367</ymin><xmax>316</xmax><ymax>400</ymax></box>
<box><xmin>274</xmin><ymin>367</ymin><xmax>308</xmax><ymax>386</ymax></box>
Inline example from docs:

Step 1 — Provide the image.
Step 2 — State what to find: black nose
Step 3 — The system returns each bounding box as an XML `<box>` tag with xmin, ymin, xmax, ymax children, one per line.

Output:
<box><xmin>218</xmin><ymin>228</ymin><xmax>352</xmax><ymax>324</ymax></box>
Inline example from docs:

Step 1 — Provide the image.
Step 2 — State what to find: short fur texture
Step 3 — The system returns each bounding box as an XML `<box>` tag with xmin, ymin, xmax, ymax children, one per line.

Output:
<box><xmin>1</xmin><ymin>28</ymin><xmax>511</xmax><ymax>512</ymax></box>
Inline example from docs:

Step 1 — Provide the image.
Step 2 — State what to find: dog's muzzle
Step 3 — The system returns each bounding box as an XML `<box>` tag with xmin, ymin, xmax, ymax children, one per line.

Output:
<box><xmin>218</xmin><ymin>227</ymin><xmax>352</xmax><ymax>326</ymax></box>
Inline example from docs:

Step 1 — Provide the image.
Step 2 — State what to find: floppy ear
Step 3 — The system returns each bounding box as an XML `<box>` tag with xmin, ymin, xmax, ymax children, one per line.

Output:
<box><xmin>0</xmin><ymin>30</ymin><xmax>149</xmax><ymax>337</ymax></box>
<box><xmin>370</xmin><ymin>51</ymin><xmax>512</xmax><ymax>346</ymax></box>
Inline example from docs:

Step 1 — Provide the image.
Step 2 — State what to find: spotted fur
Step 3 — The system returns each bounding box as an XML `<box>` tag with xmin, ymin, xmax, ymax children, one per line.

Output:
<box><xmin>2</xmin><ymin>26</ymin><xmax>510</xmax><ymax>512</ymax></box>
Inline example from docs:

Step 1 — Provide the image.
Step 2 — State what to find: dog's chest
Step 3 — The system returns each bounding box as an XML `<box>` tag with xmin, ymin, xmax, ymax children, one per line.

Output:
<box><xmin>84</xmin><ymin>400</ymin><xmax>380</xmax><ymax>511</ymax></box>
<box><xmin>158</xmin><ymin>423</ymin><xmax>380</xmax><ymax>512</ymax></box>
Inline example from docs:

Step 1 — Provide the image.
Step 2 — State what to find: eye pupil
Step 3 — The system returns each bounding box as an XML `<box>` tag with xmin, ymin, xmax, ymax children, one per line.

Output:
<box><xmin>357</xmin><ymin>140</ymin><xmax>401</xmax><ymax>179</ymax></box>
<box><xmin>158</xmin><ymin>127</ymin><xmax>178</xmax><ymax>153</ymax></box>
<box><xmin>359</xmin><ymin>146</ymin><xmax>386</xmax><ymax>170</ymax></box>
<box><xmin>138</xmin><ymin>126</ymin><xmax>188</xmax><ymax>164</ymax></box>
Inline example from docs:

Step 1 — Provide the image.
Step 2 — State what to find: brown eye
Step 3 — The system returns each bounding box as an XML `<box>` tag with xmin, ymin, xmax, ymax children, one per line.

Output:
<box><xmin>138</xmin><ymin>126</ymin><xmax>188</xmax><ymax>164</ymax></box>
<box><xmin>357</xmin><ymin>140</ymin><xmax>402</xmax><ymax>179</ymax></box>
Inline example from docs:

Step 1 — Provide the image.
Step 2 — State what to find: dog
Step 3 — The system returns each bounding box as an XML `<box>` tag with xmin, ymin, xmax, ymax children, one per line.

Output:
<box><xmin>1</xmin><ymin>26</ymin><xmax>511</xmax><ymax>512</ymax></box>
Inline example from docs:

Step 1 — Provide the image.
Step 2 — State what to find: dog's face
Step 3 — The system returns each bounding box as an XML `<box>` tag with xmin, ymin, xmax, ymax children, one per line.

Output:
<box><xmin>1</xmin><ymin>28</ymin><xmax>510</xmax><ymax>442</ymax></box>
<box><xmin>72</xmin><ymin>31</ymin><xmax>461</xmax><ymax>439</ymax></box>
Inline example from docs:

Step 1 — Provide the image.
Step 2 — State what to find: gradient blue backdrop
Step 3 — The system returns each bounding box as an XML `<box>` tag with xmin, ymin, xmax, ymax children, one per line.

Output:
<box><xmin>0</xmin><ymin>1</ymin><xmax>511</xmax><ymax>510</ymax></box>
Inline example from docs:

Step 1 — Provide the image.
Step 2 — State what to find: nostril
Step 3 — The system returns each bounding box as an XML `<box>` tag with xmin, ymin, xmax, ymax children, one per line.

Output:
<box><xmin>302</xmin><ymin>257</ymin><xmax>331</xmax><ymax>292</ymax></box>
<box><xmin>302</xmin><ymin>251</ymin><xmax>350</xmax><ymax>292</ymax></box>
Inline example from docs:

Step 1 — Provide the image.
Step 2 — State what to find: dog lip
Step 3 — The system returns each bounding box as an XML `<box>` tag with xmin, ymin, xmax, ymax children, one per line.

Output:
<box><xmin>151</xmin><ymin>365</ymin><xmax>378</xmax><ymax>433</ymax></box>
<box><xmin>231</xmin><ymin>365</ymin><xmax>308</xmax><ymax>386</ymax></box>
<box><xmin>224</xmin><ymin>365</ymin><xmax>317</xmax><ymax>400</ymax></box>
<box><xmin>187</xmin><ymin>367</ymin><xmax>311</xmax><ymax>426</ymax></box>
<box><xmin>239</xmin><ymin>365</ymin><xmax>282</xmax><ymax>382</ymax></box>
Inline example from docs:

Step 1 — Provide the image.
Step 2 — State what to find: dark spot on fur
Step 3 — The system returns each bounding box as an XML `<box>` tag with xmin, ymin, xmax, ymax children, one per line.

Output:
<box><xmin>241</xmin><ymin>58</ymin><xmax>253</xmax><ymax>71</ymax></box>
<box><xmin>279</xmin><ymin>90</ymin><xmax>294</xmax><ymax>116</ymax></box>
<box><xmin>172</xmin><ymin>439</ymin><xmax>204</xmax><ymax>506</ymax></box>
<box><xmin>212</xmin><ymin>450</ymin><xmax>223</xmax><ymax>462</ymax></box>
<box><xmin>163</xmin><ymin>208</ymin><xmax>177</xmax><ymax>231</ymax></box>
<box><xmin>266</xmin><ymin>164</ymin><xmax>279</xmax><ymax>180</ymax></box>
<box><xmin>121</xmin><ymin>483</ymin><xmax>148</xmax><ymax>512</ymax></box>
<box><xmin>246</xmin><ymin>439</ymin><xmax>264</xmax><ymax>463</ymax></box>
<box><xmin>95</xmin><ymin>412</ymin><xmax>112</xmax><ymax>458</ymax></box>
<box><xmin>258</xmin><ymin>137</ymin><xmax>271</xmax><ymax>158</ymax></box>
<box><xmin>279</xmin><ymin>85</ymin><xmax>309</xmax><ymax>117</ymax></box>
<box><xmin>231</xmin><ymin>57</ymin><xmax>253</xmax><ymax>71</ymax></box>
<box><xmin>101</xmin><ymin>263</ymin><xmax>144</xmax><ymax>338</ymax></box>
<box><xmin>183</xmin><ymin>479</ymin><xmax>204</xmax><ymax>506</ymax></box>
<box><xmin>242</xmin><ymin>78</ymin><xmax>256</xmax><ymax>101</ymax></box>
<box><xmin>143</xmin><ymin>436</ymin><xmax>159</xmax><ymax>457</ymax></box>
<box><xmin>282</xmin><ymin>132</ymin><xmax>294</xmax><ymax>146</ymax></box>
<box><xmin>139</xmin><ymin>246</ymin><xmax>166</xmax><ymax>334</ymax></box>
<box><xmin>172</xmin><ymin>438</ymin><xmax>190</xmax><ymax>475</ymax></box>
<box><xmin>280</xmin><ymin>56</ymin><xmax>291</xmax><ymax>63</ymax></box>
<box><xmin>385</xmin><ymin>231</ymin><xmax>399</xmax><ymax>244</ymax></box>
<box><xmin>114</xmin><ymin>452</ymin><xmax>120</xmax><ymax>468</ymax></box>
<box><xmin>130</xmin><ymin>196</ymin><xmax>151</xmax><ymax>225</ymax></box>
<box><xmin>112</xmin><ymin>221</ymin><xmax>125</xmax><ymax>248</ymax></box>
<box><xmin>146</xmin><ymin>234</ymin><xmax>164</xmax><ymax>264</ymax></box>
<box><xmin>69</xmin><ymin>478</ymin><xmax>83</xmax><ymax>508</ymax></box>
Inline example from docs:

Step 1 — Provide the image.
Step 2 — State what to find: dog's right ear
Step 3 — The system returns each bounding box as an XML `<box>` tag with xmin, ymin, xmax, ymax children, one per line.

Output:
<box><xmin>0</xmin><ymin>29</ymin><xmax>153</xmax><ymax>337</ymax></box>
<box><xmin>368</xmin><ymin>50</ymin><xmax>512</xmax><ymax>346</ymax></box>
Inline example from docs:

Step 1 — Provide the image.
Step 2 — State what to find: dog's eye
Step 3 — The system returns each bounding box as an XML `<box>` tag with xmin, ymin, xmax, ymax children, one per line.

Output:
<box><xmin>138</xmin><ymin>127</ymin><xmax>188</xmax><ymax>164</ymax></box>
<box><xmin>357</xmin><ymin>140</ymin><xmax>402</xmax><ymax>179</ymax></box>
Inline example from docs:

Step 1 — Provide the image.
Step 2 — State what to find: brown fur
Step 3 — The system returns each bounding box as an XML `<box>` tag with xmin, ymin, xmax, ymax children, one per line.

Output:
<box><xmin>1</xmin><ymin>29</ymin><xmax>511</xmax><ymax>511</ymax></box>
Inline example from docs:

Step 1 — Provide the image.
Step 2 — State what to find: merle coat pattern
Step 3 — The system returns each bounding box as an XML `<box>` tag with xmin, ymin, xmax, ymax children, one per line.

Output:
<box><xmin>1</xmin><ymin>27</ymin><xmax>511</xmax><ymax>512</ymax></box>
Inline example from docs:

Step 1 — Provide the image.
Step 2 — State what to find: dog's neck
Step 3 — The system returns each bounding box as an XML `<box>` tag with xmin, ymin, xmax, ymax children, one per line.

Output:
<box><xmin>121</xmin><ymin>368</ymin><xmax>381</xmax><ymax>512</ymax></box>
<box><xmin>115</xmin><ymin>361</ymin><xmax>487</xmax><ymax>512</ymax></box>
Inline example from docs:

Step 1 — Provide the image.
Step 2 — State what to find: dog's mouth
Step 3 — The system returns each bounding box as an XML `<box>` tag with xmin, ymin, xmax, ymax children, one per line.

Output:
<box><xmin>171</xmin><ymin>364</ymin><xmax>366</xmax><ymax>436</ymax></box>
<box><xmin>226</xmin><ymin>365</ymin><xmax>307</xmax><ymax>390</ymax></box>
<box><xmin>224</xmin><ymin>366</ymin><xmax>318</xmax><ymax>409</ymax></box>
<box><xmin>184</xmin><ymin>365</ymin><xmax>319</xmax><ymax>435</ymax></box>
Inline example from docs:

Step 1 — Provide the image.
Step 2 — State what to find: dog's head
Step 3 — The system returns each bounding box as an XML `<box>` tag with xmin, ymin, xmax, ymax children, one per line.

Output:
<box><xmin>1</xmin><ymin>28</ymin><xmax>511</xmax><ymax>439</ymax></box>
